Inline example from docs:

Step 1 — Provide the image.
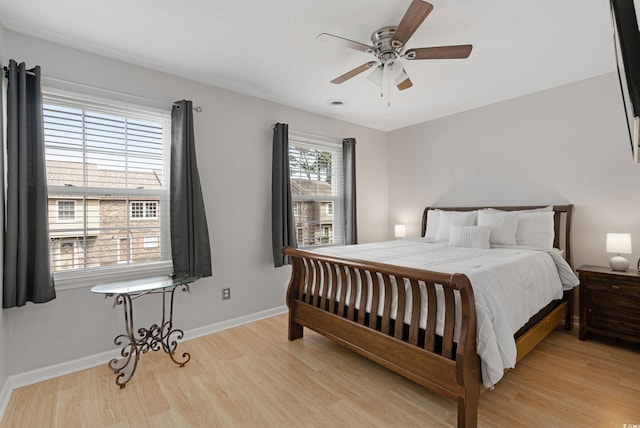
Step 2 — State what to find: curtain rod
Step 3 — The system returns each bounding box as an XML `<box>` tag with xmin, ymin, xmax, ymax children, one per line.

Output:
<box><xmin>271</xmin><ymin>125</ymin><xmax>340</xmax><ymax>143</ymax></box>
<box><xmin>3</xmin><ymin>65</ymin><xmax>203</xmax><ymax>112</ymax></box>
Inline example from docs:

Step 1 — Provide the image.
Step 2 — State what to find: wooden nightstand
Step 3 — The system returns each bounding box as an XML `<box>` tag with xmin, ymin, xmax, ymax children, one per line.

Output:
<box><xmin>577</xmin><ymin>265</ymin><xmax>640</xmax><ymax>343</ymax></box>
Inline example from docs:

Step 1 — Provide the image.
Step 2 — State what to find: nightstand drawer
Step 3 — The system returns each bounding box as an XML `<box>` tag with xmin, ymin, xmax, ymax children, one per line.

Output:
<box><xmin>585</xmin><ymin>276</ymin><xmax>640</xmax><ymax>298</ymax></box>
<box><xmin>587</xmin><ymin>294</ymin><xmax>640</xmax><ymax>337</ymax></box>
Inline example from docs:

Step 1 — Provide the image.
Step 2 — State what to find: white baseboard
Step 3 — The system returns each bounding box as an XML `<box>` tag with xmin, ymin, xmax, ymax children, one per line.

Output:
<box><xmin>0</xmin><ymin>305</ymin><xmax>288</xmax><ymax>422</ymax></box>
<box><xmin>184</xmin><ymin>305</ymin><xmax>288</xmax><ymax>341</ymax></box>
<box><xmin>0</xmin><ymin>375</ymin><xmax>13</xmax><ymax>424</ymax></box>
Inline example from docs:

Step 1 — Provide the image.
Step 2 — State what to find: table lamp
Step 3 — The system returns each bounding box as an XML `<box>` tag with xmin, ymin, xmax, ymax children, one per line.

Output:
<box><xmin>606</xmin><ymin>233</ymin><xmax>632</xmax><ymax>271</ymax></box>
<box><xmin>394</xmin><ymin>224</ymin><xmax>406</xmax><ymax>239</ymax></box>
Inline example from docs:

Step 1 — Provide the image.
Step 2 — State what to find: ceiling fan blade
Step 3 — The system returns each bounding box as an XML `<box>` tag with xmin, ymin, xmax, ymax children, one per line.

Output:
<box><xmin>317</xmin><ymin>33</ymin><xmax>372</xmax><ymax>53</ymax></box>
<box><xmin>392</xmin><ymin>0</ymin><xmax>434</xmax><ymax>48</ymax></box>
<box><xmin>397</xmin><ymin>76</ymin><xmax>413</xmax><ymax>91</ymax></box>
<box><xmin>331</xmin><ymin>61</ymin><xmax>377</xmax><ymax>84</ymax></box>
<box><xmin>405</xmin><ymin>45</ymin><xmax>473</xmax><ymax>60</ymax></box>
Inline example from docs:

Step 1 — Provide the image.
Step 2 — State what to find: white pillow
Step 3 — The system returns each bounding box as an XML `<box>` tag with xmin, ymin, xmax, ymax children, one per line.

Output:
<box><xmin>424</xmin><ymin>209</ymin><xmax>440</xmax><ymax>241</ymax></box>
<box><xmin>516</xmin><ymin>211</ymin><xmax>555</xmax><ymax>249</ymax></box>
<box><xmin>448</xmin><ymin>225</ymin><xmax>491</xmax><ymax>249</ymax></box>
<box><xmin>434</xmin><ymin>210</ymin><xmax>477</xmax><ymax>242</ymax></box>
<box><xmin>517</xmin><ymin>205</ymin><xmax>553</xmax><ymax>213</ymax></box>
<box><xmin>477</xmin><ymin>208</ymin><xmax>520</xmax><ymax>246</ymax></box>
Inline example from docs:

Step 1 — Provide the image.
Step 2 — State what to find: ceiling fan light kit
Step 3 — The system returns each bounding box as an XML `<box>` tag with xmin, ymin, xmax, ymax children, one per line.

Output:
<box><xmin>318</xmin><ymin>0</ymin><xmax>472</xmax><ymax>102</ymax></box>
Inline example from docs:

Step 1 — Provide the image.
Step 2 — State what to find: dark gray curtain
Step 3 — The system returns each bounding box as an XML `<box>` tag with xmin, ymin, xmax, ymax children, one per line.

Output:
<box><xmin>170</xmin><ymin>100</ymin><xmax>212</xmax><ymax>278</ymax></box>
<box><xmin>271</xmin><ymin>123</ymin><xmax>296</xmax><ymax>267</ymax></box>
<box><xmin>3</xmin><ymin>60</ymin><xmax>56</xmax><ymax>308</ymax></box>
<box><xmin>343</xmin><ymin>138</ymin><xmax>357</xmax><ymax>245</ymax></box>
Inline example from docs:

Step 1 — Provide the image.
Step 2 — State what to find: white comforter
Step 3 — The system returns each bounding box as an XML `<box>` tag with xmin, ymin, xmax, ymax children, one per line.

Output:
<box><xmin>311</xmin><ymin>239</ymin><xmax>579</xmax><ymax>388</ymax></box>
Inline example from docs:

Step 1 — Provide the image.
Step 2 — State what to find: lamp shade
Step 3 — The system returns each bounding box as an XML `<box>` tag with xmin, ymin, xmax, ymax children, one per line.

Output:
<box><xmin>394</xmin><ymin>224</ymin><xmax>406</xmax><ymax>239</ymax></box>
<box><xmin>606</xmin><ymin>233</ymin><xmax>632</xmax><ymax>254</ymax></box>
<box><xmin>384</xmin><ymin>60</ymin><xmax>404</xmax><ymax>81</ymax></box>
<box><xmin>367</xmin><ymin>65</ymin><xmax>383</xmax><ymax>86</ymax></box>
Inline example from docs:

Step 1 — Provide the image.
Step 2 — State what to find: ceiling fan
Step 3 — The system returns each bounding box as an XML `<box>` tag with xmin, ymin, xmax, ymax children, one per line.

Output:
<box><xmin>318</xmin><ymin>0</ymin><xmax>472</xmax><ymax>93</ymax></box>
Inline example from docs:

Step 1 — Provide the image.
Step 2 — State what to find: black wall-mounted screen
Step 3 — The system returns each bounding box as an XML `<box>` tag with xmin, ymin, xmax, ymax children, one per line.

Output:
<box><xmin>610</xmin><ymin>0</ymin><xmax>640</xmax><ymax>162</ymax></box>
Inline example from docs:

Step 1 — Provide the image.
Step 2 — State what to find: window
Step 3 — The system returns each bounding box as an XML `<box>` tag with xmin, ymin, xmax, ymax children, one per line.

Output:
<box><xmin>289</xmin><ymin>135</ymin><xmax>343</xmax><ymax>247</ymax></box>
<box><xmin>57</xmin><ymin>200</ymin><xmax>76</xmax><ymax>222</ymax></box>
<box><xmin>43</xmin><ymin>90</ymin><xmax>172</xmax><ymax>285</ymax></box>
<box><xmin>143</xmin><ymin>236</ymin><xmax>159</xmax><ymax>248</ymax></box>
<box><xmin>131</xmin><ymin>201</ymin><xmax>158</xmax><ymax>219</ymax></box>
<box><xmin>131</xmin><ymin>202</ymin><xmax>144</xmax><ymax>218</ymax></box>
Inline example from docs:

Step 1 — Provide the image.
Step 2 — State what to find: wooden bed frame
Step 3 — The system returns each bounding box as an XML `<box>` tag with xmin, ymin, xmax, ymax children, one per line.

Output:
<box><xmin>283</xmin><ymin>205</ymin><xmax>574</xmax><ymax>427</ymax></box>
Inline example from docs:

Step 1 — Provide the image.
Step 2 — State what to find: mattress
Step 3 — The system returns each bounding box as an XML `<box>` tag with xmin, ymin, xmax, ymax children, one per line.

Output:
<box><xmin>311</xmin><ymin>238</ymin><xmax>579</xmax><ymax>388</ymax></box>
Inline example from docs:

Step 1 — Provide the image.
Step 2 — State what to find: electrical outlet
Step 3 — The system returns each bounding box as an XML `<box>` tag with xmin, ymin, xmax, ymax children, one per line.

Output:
<box><xmin>222</xmin><ymin>287</ymin><xmax>231</xmax><ymax>301</ymax></box>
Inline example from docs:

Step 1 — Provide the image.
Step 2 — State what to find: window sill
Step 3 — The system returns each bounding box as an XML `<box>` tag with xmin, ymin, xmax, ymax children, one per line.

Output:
<box><xmin>299</xmin><ymin>242</ymin><xmax>345</xmax><ymax>250</ymax></box>
<box><xmin>53</xmin><ymin>261</ymin><xmax>173</xmax><ymax>291</ymax></box>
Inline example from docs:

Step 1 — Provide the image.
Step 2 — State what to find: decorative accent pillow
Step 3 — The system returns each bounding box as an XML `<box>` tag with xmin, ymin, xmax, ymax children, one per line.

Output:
<box><xmin>448</xmin><ymin>225</ymin><xmax>491</xmax><ymax>249</ymax></box>
<box><xmin>477</xmin><ymin>208</ymin><xmax>520</xmax><ymax>246</ymax></box>
<box><xmin>516</xmin><ymin>211</ymin><xmax>555</xmax><ymax>249</ymax></box>
<box><xmin>434</xmin><ymin>210</ymin><xmax>477</xmax><ymax>242</ymax></box>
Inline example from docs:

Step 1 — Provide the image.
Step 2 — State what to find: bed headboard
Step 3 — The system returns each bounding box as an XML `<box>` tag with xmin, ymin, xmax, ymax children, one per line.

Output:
<box><xmin>421</xmin><ymin>205</ymin><xmax>574</xmax><ymax>268</ymax></box>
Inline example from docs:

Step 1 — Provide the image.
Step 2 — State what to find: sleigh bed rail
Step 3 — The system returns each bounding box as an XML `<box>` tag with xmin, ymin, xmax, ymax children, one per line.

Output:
<box><xmin>283</xmin><ymin>246</ymin><xmax>481</xmax><ymax>427</ymax></box>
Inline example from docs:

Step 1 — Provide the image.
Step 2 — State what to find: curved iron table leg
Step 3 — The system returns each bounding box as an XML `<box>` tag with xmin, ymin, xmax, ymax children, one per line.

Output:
<box><xmin>107</xmin><ymin>284</ymin><xmax>191</xmax><ymax>388</ymax></box>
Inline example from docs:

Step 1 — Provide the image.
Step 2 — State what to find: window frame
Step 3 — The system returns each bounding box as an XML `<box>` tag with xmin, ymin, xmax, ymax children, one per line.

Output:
<box><xmin>130</xmin><ymin>200</ymin><xmax>159</xmax><ymax>220</ymax></box>
<box><xmin>288</xmin><ymin>135</ymin><xmax>344</xmax><ymax>249</ymax></box>
<box><xmin>43</xmin><ymin>89</ymin><xmax>173</xmax><ymax>289</ymax></box>
<box><xmin>56</xmin><ymin>200</ymin><xmax>76</xmax><ymax>222</ymax></box>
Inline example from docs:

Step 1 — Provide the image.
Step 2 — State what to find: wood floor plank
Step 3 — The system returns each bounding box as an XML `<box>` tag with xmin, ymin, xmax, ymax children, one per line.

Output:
<box><xmin>1</xmin><ymin>314</ymin><xmax>639</xmax><ymax>427</ymax></box>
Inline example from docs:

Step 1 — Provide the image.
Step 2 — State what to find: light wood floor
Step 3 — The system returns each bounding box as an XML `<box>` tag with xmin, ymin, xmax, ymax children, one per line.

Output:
<box><xmin>1</xmin><ymin>314</ymin><xmax>639</xmax><ymax>427</ymax></box>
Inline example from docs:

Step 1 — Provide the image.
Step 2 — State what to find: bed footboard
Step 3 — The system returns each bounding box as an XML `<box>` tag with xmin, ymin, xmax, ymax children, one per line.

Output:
<box><xmin>283</xmin><ymin>247</ymin><xmax>481</xmax><ymax>428</ymax></box>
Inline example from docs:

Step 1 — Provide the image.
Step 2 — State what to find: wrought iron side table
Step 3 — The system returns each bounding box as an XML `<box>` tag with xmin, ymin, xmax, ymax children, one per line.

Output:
<box><xmin>91</xmin><ymin>274</ymin><xmax>200</xmax><ymax>388</ymax></box>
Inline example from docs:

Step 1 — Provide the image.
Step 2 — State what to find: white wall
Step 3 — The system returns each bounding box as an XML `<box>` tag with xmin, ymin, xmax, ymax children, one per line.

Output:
<box><xmin>388</xmin><ymin>72</ymin><xmax>640</xmax><ymax>271</ymax></box>
<box><xmin>3</xmin><ymin>31</ymin><xmax>389</xmax><ymax>374</ymax></box>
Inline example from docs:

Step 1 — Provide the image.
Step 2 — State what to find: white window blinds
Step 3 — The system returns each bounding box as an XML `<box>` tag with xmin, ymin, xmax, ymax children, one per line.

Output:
<box><xmin>43</xmin><ymin>91</ymin><xmax>172</xmax><ymax>286</ymax></box>
<box><xmin>289</xmin><ymin>134</ymin><xmax>344</xmax><ymax>247</ymax></box>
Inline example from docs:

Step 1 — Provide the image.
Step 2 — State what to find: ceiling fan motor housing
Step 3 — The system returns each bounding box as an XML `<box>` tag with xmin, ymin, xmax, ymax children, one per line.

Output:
<box><xmin>371</xmin><ymin>26</ymin><xmax>400</xmax><ymax>62</ymax></box>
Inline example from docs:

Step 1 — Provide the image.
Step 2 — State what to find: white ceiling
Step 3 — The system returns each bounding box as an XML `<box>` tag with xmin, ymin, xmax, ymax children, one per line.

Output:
<box><xmin>0</xmin><ymin>0</ymin><xmax>617</xmax><ymax>131</ymax></box>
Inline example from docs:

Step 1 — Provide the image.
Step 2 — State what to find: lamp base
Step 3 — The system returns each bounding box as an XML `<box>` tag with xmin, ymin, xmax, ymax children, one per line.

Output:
<box><xmin>609</xmin><ymin>255</ymin><xmax>630</xmax><ymax>271</ymax></box>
